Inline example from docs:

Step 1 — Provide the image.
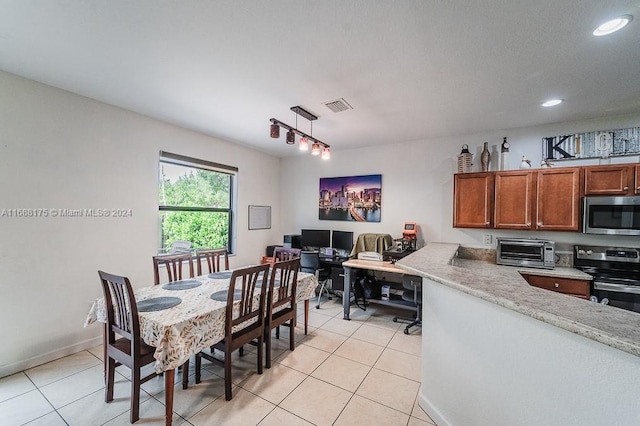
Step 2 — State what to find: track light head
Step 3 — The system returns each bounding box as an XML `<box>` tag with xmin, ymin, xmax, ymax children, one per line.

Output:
<box><xmin>286</xmin><ymin>129</ymin><xmax>295</xmax><ymax>144</ymax></box>
<box><xmin>270</xmin><ymin>123</ymin><xmax>280</xmax><ymax>138</ymax></box>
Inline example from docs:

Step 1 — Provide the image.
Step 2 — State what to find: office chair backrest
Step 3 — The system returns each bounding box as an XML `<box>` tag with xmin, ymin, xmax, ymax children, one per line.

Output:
<box><xmin>299</xmin><ymin>250</ymin><xmax>320</xmax><ymax>274</ymax></box>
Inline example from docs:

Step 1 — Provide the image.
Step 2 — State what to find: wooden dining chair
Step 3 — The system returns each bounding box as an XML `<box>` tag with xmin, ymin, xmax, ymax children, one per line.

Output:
<box><xmin>272</xmin><ymin>247</ymin><xmax>302</xmax><ymax>262</ymax></box>
<box><xmin>194</xmin><ymin>263</ymin><xmax>270</xmax><ymax>400</ymax></box>
<box><xmin>196</xmin><ymin>248</ymin><xmax>230</xmax><ymax>276</ymax></box>
<box><xmin>265</xmin><ymin>258</ymin><xmax>299</xmax><ymax>368</ymax></box>
<box><xmin>152</xmin><ymin>253</ymin><xmax>194</xmax><ymax>285</ymax></box>
<box><xmin>98</xmin><ymin>270</ymin><xmax>158</xmax><ymax>424</ymax></box>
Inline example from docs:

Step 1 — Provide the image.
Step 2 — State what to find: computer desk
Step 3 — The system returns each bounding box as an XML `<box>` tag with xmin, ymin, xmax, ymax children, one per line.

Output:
<box><xmin>341</xmin><ymin>258</ymin><xmax>408</xmax><ymax>320</ymax></box>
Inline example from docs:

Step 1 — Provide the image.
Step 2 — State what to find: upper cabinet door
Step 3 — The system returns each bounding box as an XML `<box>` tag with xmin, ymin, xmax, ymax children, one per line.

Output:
<box><xmin>584</xmin><ymin>164</ymin><xmax>633</xmax><ymax>195</ymax></box>
<box><xmin>535</xmin><ymin>168</ymin><xmax>581</xmax><ymax>231</ymax></box>
<box><xmin>494</xmin><ymin>170</ymin><xmax>535</xmax><ymax>230</ymax></box>
<box><xmin>453</xmin><ymin>173</ymin><xmax>494</xmax><ymax>228</ymax></box>
<box><xmin>635</xmin><ymin>165</ymin><xmax>640</xmax><ymax>195</ymax></box>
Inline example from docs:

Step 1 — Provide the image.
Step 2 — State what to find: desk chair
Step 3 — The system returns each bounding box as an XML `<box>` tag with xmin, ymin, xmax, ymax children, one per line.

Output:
<box><xmin>98</xmin><ymin>271</ymin><xmax>159</xmax><ymax>423</ymax></box>
<box><xmin>393</xmin><ymin>275</ymin><xmax>422</xmax><ymax>334</ymax></box>
<box><xmin>152</xmin><ymin>253</ymin><xmax>194</xmax><ymax>285</ymax></box>
<box><xmin>300</xmin><ymin>250</ymin><xmax>331</xmax><ymax>309</ymax></box>
<box><xmin>196</xmin><ymin>248</ymin><xmax>229</xmax><ymax>275</ymax></box>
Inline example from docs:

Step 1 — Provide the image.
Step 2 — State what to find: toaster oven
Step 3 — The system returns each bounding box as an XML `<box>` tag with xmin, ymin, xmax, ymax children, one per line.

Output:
<box><xmin>496</xmin><ymin>238</ymin><xmax>555</xmax><ymax>269</ymax></box>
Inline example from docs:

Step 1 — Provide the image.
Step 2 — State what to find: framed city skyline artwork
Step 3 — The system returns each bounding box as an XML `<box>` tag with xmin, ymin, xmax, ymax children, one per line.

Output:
<box><xmin>319</xmin><ymin>174</ymin><xmax>382</xmax><ymax>222</ymax></box>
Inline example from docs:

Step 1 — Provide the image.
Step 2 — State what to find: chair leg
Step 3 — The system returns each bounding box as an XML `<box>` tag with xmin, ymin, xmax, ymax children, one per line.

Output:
<box><xmin>195</xmin><ymin>354</ymin><xmax>202</xmax><ymax>384</ymax></box>
<box><xmin>289</xmin><ymin>320</ymin><xmax>295</xmax><ymax>351</ymax></box>
<box><xmin>265</xmin><ymin>328</ymin><xmax>272</xmax><ymax>369</ymax></box>
<box><xmin>181</xmin><ymin>359</ymin><xmax>190</xmax><ymax>390</ymax></box>
<box><xmin>105</xmin><ymin>357</ymin><xmax>116</xmax><ymax>403</ymax></box>
<box><xmin>224</xmin><ymin>348</ymin><xmax>232</xmax><ymax>401</ymax></box>
<box><xmin>257</xmin><ymin>335</ymin><xmax>264</xmax><ymax>375</ymax></box>
<box><xmin>130</xmin><ymin>368</ymin><xmax>140</xmax><ymax>423</ymax></box>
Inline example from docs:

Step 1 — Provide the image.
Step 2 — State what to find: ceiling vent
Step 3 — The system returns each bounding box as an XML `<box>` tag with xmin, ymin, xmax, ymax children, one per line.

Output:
<box><xmin>323</xmin><ymin>98</ymin><xmax>353</xmax><ymax>113</ymax></box>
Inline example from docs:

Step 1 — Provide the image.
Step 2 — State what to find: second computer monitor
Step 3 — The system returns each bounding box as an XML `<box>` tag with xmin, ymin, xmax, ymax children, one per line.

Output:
<box><xmin>332</xmin><ymin>230</ymin><xmax>354</xmax><ymax>253</ymax></box>
<box><xmin>301</xmin><ymin>229</ymin><xmax>331</xmax><ymax>249</ymax></box>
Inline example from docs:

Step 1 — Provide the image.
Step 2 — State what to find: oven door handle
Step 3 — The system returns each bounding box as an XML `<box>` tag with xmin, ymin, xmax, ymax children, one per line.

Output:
<box><xmin>594</xmin><ymin>281</ymin><xmax>640</xmax><ymax>295</ymax></box>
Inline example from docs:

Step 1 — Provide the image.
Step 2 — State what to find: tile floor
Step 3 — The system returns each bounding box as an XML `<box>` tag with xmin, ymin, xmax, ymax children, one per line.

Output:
<box><xmin>1</xmin><ymin>298</ymin><xmax>434</xmax><ymax>426</ymax></box>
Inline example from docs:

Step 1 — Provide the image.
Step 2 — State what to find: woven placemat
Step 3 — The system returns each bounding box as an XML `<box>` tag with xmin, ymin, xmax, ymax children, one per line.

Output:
<box><xmin>162</xmin><ymin>279</ymin><xmax>202</xmax><ymax>291</ymax></box>
<box><xmin>210</xmin><ymin>289</ymin><xmax>242</xmax><ymax>302</ymax></box>
<box><xmin>208</xmin><ymin>271</ymin><xmax>233</xmax><ymax>279</ymax></box>
<box><xmin>137</xmin><ymin>297</ymin><xmax>182</xmax><ymax>312</ymax></box>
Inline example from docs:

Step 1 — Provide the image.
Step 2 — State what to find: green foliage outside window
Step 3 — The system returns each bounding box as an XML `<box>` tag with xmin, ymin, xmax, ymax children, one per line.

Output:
<box><xmin>159</xmin><ymin>164</ymin><xmax>232</xmax><ymax>253</ymax></box>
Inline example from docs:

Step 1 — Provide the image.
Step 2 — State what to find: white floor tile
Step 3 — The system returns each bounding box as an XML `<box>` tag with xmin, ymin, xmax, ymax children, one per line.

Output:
<box><xmin>0</xmin><ymin>389</ymin><xmax>54</xmax><ymax>426</ymax></box>
<box><xmin>187</xmin><ymin>387</ymin><xmax>275</xmax><ymax>425</ymax></box>
<box><xmin>333</xmin><ymin>338</ymin><xmax>384</xmax><ymax>367</ymax></box>
<box><xmin>23</xmin><ymin>411</ymin><xmax>67</xmax><ymax>425</ymax></box>
<box><xmin>25</xmin><ymin>351</ymin><xmax>101</xmax><ymax>387</ymax></box>
<box><xmin>374</xmin><ymin>348</ymin><xmax>422</xmax><ymax>382</ymax></box>
<box><xmin>279</xmin><ymin>376</ymin><xmax>352</xmax><ymax>426</ymax></box>
<box><xmin>302</xmin><ymin>329</ymin><xmax>348</xmax><ymax>353</ymax></box>
<box><xmin>334</xmin><ymin>394</ymin><xmax>409</xmax><ymax>426</ymax></box>
<box><xmin>350</xmin><ymin>323</ymin><xmax>395</xmax><ymax>346</ymax></box>
<box><xmin>258</xmin><ymin>406</ymin><xmax>313</xmax><ymax>426</ymax></box>
<box><xmin>240</xmin><ymin>363</ymin><xmax>307</xmax><ymax>405</ymax></box>
<box><xmin>0</xmin><ymin>372</ymin><xmax>36</xmax><ymax>403</ymax></box>
<box><xmin>318</xmin><ymin>317</ymin><xmax>363</xmax><ymax>336</ymax></box>
<box><xmin>102</xmin><ymin>396</ymin><xmax>187</xmax><ymax>425</ymax></box>
<box><xmin>274</xmin><ymin>343</ymin><xmax>330</xmax><ymax>375</ymax></box>
<box><xmin>356</xmin><ymin>368</ymin><xmax>419</xmax><ymax>415</ymax></box>
<box><xmin>388</xmin><ymin>328</ymin><xmax>422</xmax><ymax>356</ymax></box>
<box><xmin>311</xmin><ymin>354</ymin><xmax>370</xmax><ymax>393</ymax></box>
<box><xmin>39</xmin><ymin>364</ymin><xmax>106</xmax><ymax>408</ymax></box>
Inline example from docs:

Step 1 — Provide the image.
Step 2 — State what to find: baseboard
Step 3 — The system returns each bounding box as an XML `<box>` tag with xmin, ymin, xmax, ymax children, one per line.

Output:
<box><xmin>418</xmin><ymin>388</ymin><xmax>450</xmax><ymax>426</ymax></box>
<box><xmin>0</xmin><ymin>336</ymin><xmax>102</xmax><ymax>379</ymax></box>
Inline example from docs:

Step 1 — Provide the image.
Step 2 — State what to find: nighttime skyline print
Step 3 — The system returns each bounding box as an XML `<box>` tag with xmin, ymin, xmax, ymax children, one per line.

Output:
<box><xmin>319</xmin><ymin>174</ymin><xmax>382</xmax><ymax>222</ymax></box>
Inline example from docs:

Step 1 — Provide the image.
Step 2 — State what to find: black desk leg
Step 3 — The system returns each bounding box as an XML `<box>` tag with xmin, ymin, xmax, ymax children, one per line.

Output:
<box><xmin>343</xmin><ymin>266</ymin><xmax>351</xmax><ymax>320</ymax></box>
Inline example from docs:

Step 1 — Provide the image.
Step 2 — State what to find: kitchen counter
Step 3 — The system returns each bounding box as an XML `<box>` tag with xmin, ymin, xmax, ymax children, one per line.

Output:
<box><xmin>395</xmin><ymin>243</ymin><xmax>640</xmax><ymax>358</ymax></box>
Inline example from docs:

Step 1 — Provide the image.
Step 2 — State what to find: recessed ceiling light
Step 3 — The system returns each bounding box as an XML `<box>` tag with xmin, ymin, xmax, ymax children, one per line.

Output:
<box><xmin>542</xmin><ymin>99</ymin><xmax>563</xmax><ymax>107</ymax></box>
<box><xmin>593</xmin><ymin>15</ymin><xmax>633</xmax><ymax>36</ymax></box>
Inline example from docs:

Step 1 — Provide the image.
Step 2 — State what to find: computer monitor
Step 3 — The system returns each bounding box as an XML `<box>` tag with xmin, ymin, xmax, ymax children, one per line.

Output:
<box><xmin>301</xmin><ymin>229</ymin><xmax>331</xmax><ymax>249</ymax></box>
<box><xmin>332</xmin><ymin>230</ymin><xmax>354</xmax><ymax>253</ymax></box>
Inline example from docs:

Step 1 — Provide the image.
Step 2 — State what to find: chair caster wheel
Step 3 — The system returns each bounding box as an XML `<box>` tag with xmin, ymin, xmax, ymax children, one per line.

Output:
<box><xmin>404</xmin><ymin>328</ymin><xmax>409</xmax><ymax>335</ymax></box>
<box><xmin>393</xmin><ymin>318</ymin><xmax>398</xmax><ymax>323</ymax></box>
<box><xmin>315</xmin><ymin>306</ymin><xmax>320</xmax><ymax>309</ymax></box>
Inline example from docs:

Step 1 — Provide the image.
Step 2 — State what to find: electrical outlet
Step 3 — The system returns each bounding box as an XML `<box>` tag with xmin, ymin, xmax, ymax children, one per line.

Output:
<box><xmin>483</xmin><ymin>234</ymin><xmax>493</xmax><ymax>245</ymax></box>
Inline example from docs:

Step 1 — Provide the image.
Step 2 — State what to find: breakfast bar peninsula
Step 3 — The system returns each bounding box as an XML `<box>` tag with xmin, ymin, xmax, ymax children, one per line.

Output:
<box><xmin>394</xmin><ymin>243</ymin><xmax>640</xmax><ymax>426</ymax></box>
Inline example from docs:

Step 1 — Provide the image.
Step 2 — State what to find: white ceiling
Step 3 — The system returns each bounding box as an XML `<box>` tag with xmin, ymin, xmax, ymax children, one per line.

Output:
<box><xmin>1</xmin><ymin>1</ymin><xmax>639</xmax><ymax>157</ymax></box>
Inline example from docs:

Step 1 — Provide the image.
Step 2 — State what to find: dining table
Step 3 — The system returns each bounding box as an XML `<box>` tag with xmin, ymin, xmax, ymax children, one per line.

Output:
<box><xmin>84</xmin><ymin>268</ymin><xmax>319</xmax><ymax>426</ymax></box>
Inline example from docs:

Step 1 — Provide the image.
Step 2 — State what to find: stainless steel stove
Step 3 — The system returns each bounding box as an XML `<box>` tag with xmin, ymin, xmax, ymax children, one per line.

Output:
<box><xmin>574</xmin><ymin>245</ymin><xmax>640</xmax><ymax>313</ymax></box>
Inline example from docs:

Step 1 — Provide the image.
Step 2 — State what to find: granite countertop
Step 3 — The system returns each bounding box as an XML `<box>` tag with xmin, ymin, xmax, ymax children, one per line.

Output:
<box><xmin>395</xmin><ymin>243</ymin><xmax>640</xmax><ymax>358</ymax></box>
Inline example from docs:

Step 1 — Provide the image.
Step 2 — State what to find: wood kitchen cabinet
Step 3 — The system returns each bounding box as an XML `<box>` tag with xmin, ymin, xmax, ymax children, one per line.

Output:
<box><xmin>535</xmin><ymin>167</ymin><xmax>581</xmax><ymax>231</ymax></box>
<box><xmin>494</xmin><ymin>170</ymin><xmax>536</xmax><ymax>229</ymax></box>
<box><xmin>584</xmin><ymin>164</ymin><xmax>636</xmax><ymax>195</ymax></box>
<box><xmin>521</xmin><ymin>273</ymin><xmax>590</xmax><ymax>299</ymax></box>
<box><xmin>453</xmin><ymin>172</ymin><xmax>494</xmax><ymax>228</ymax></box>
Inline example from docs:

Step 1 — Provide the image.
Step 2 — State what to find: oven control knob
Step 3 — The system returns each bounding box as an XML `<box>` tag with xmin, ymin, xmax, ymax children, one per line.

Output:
<box><xmin>578</xmin><ymin>249</ymin><xmax>585</xmax><ymax>255</ymax></box>
<box><xmin>586</xmin><ymin>250</ymin><xmax>593</xmax><ymax>255</ymax></box>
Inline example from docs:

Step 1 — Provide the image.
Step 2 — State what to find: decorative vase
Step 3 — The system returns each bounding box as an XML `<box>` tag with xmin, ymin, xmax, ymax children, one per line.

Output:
<box><xmin>480</xmin><ymin>142</ymin><xmax>490</xmax><ymax>172</ymax></box>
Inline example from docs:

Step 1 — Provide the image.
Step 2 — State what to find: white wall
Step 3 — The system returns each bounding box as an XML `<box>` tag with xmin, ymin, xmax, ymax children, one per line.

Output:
<box><xmin>0</xmin><ymin>71</ymin><xmax>282</xmax><ymax>377</ymax></box>
<box><xmin>420</xmin><ymin>278</ymin><xmax>640</xmax><ymax>425</ymax></box>
<box><xmin>280</xmin><ymin>113</ymin><xmax>640</xmax><ymax>252</ymax></box>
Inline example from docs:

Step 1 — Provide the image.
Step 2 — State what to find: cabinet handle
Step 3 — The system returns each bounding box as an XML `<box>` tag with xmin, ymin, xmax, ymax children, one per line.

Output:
<box><xmin>486</xmin><ymin>222</ymin><xmax>490</xmax><ymax>225</ymax></box>
<box><xmin>537</xmin><ymin>222</ymin><xmax>543</xmax><ymax>227</ymax></box>
<box><xmin>624</xmin><ymin>186</ymin><xmax>629</xmax><ymax>190</ymax></box>
<box><xmin>554</xmin><ymin>283</ymin><xmax>560</xmax><ymax>288</ymax></box>
<box><xmin>637</xmin><ymin>186</ymin><xmax>640</xmax><ymax>190</ymax></box>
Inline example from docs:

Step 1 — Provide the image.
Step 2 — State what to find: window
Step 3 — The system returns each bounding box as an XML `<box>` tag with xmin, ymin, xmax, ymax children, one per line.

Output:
<box><xmin>158</xmin><ymin>151</ymin><xmax>237</xmax><ymax>254</ymax></box>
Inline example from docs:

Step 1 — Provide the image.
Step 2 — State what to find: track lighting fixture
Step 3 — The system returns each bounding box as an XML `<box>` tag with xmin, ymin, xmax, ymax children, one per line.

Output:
<box><xmin>269</xmin><ymin>105</ymin><xmax>331</xmax><ymax>159</ymax></box>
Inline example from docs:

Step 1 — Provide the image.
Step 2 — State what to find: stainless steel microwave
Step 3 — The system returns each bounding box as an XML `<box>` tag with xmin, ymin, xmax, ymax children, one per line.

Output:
<box><xmin>583</xmin><ymin>196</ymin><xmax>640</xmax><ymax>236</ymax></box>
<box><xmin>496</xmin><ymin>238</ymin><xmax>555</xmax><ymax>269</ymax></box>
